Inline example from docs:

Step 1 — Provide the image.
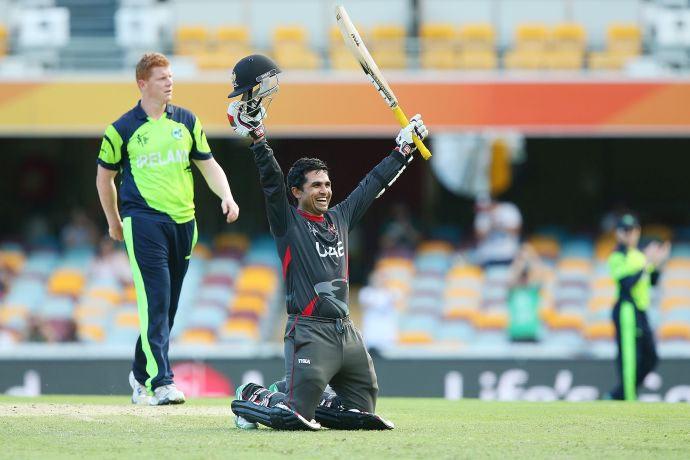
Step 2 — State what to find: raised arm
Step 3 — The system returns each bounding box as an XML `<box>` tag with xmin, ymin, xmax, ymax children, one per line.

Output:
<box><xmin>228</xmin><ymin>101</ymin><xmax>290</xmax><ymax>236</ymax></box>
<box><xmin>335</xmin><ymin>115</ymin><xmax>428</xmax><ymax>228</ymax></box>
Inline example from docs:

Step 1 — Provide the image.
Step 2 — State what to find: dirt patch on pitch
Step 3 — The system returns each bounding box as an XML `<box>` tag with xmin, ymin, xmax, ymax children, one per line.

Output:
<box><xmin>0</xmin><ymin>403</ymin><xmax>231</xmax><ymax>417</ymax></box>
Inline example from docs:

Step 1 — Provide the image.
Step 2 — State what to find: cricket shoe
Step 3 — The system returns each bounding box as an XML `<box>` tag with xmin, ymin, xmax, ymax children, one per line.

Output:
<box><xmin>234</xmin><ymin>383</ymin><xmax>258</xmax><ymax>430</ymax></box>
<box><xmin>129</xmin><ymin>371</ymin><xmax>152</xmax><ymax>405</ymax></box>
<box><xmin>150</xmin><ymin>383</ymin><xmax>186</xmax><ymax>405</ymax></box>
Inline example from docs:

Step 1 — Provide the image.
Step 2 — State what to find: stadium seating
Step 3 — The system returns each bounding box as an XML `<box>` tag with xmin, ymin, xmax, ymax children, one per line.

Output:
<box><xmin>588</xmin><ymin>23</ymin><xmax>641</xmax><ymax>70</ymax></box>
<box><xmin>328</xmin><ymin>25</ymin><xmax>360</xmax><ymax>70</ymax></box>
<box><xmin>504</xmin><ymin>23</ymin><xmax>550</xmax><ymax>70</ymax></box>
<box><xmin>0</xmin><ymin>234</ymin><xmax>282</xmax><ymax>345</ymax></box>
<box><xmin>272</xmin><ymin>25</ymin><xmax>321</xmax><ymax>70</ymax></box>
<box><xmin>419</xmin><ymin>23</ymin><xmax>456</xmax><ymax>70</ymax></box>
<box><xmin>369</xmin><ymin>25</ymin><xmax>407</xmax><ymax>70</ymax></box>
<box><xmin>456</xmin><ymin>23</ymin><xmax>497</xmax><ymax>70</ymax></box>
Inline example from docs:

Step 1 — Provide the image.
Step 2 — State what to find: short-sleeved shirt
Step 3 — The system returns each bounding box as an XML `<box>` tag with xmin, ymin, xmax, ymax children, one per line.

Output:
<box><xmin>98</xmin><ymin>101</ymin><xmax>212</xmax><ymax>223</ymax></box>
<box><xmin>608</xmin><ymin>246</ymin><xmax>652</xmax><ymax>311</ymax></box>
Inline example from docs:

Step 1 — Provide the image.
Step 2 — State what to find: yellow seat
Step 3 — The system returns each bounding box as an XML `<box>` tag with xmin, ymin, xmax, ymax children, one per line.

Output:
<box><xmin>504</xmin><ymin>23</ymin><xmax>549</xmax><ymax>69</ymax></box>
<box><xmin>0</xmin><ymin>304</ymin><xmax>28</xmax><ymax>324</ymax></box>
<box><xmin>376</xmin><ymin>257</ymin><xmax>414</xmax><ymax>270</ymax></box>
<box><xmin>370</xmin><ymin>25</ymin><xmax>407</xmax><ymax>69</ymax></box>
<box><xmin>444</xmin><ymin>287</ymin><xmax>480</xmax><ymax>300</ymax></box>
<box><xmin>231</xmin><ymin>294</ymin><xmax>267</xmax><ymax>315</ymax></box>
<box><xmin>589</xmin><ymin>295</ymin><xmax>614</xmax><ymax>312</ymax></box>
<box><xmin>398</xmin><ymin>331</ymin><xmax>433</xmax><ymax>344</ymax></box>
<box><xmin>193</xmin><ymin>242</ymin><xmax>212</xmax><ymax>260</ymax></box>
<box><xmin>78</xmin><ymin>323</ymin><xmax>106</xmax><ymax>342</ymax></box>
<box><xmin>592</xmin><ymin>276</ymin><xmax>614</xmax><ymax>290</ymax></box>
<box><xmin>558</xmin><ymin>258</ymin><xmax>591</xmax><ymax>272</ymax></box>
<box><xmin>273</xmin><ymin>25</ymin><xmax>321</xmax><ymax>70</ymax></box>
<box><xmin>85</xmin><ymin>287</ymin><xmax>121</xmax><ymax>305</ymax></box>
<box><xmin>123</xmin><ymin>284</ymin><xmax>137</xmax><ymax>303</ymax></box>
<box><xmin>329</xmin><ymin>26</ymin><xmax>361</xmax><ymax>70</ymax></box>
<box><xmin>473</xmin><ymin>311</ymin><xmax>508</xmax><ymax>329</ymax></box>
<box><xmin>196</xmin><ymin>51</ymin><xmax>238</xmax><ymax>71</ymax></box>
<box><xmin>666</xmin><ymin>258</ymin><xmax>690</xmax><ymax>270</ymax></box>
<box><xmin>658</xmin><ymin>323</ymin><xmax>690</xmax><ymax>341</ymax></box>
<box><xmin>528</xmin><ymin>236</ymin><xmax>560</xmax><ymax>259</ymax></box>
<box><xmin>418</xmin><ymin>240</ymin><xmax>453</xmax><ymax>254</ymax></box>
<box><xmin>546</xmin><ymin>312</ymin><xmax>584</xmax><ymax>331</ymax></box>
<box><xmin>456</xmin><ymin>23</ymin><xmax>497</xmax><ymax>70</ymax></box>
<box><xmin>0</xmin><ymin>250</ymin><xmax>25</xmax><ymax>273</ymax></box>
<box><xmin>0</xmin><ymin>25</ymin><xmax>7</xmax><ymax>57</ymax></box>
<box><xmin>595</xmin><ymin>235</ymin><xmax>616</xmax><ymax>261</ymax></box>
<box><xmin>444</xmin><ymin>307</ymin><xmax>480</xmax><ymax>322</ymax></box>
<box><xmin>48</xmin><ymin>269</ymin><xmax>85</xmax><ymax>297</ymax></box>
<box><xmin>74</xmin><ymin>304</ymin><xmax>108</xmax><ymax>321</ymax></box>
<box><xmin>114</xmin><ymin>310</ymin><xmax>139</xmax><ymax>328</ymax></box>
<box><xmin>661</xmin><ymin>296</ymin><xmax>690</xmax><ymax>312</ymax></box>
<box><xmin>180</xmin><ymin>328</ymin><xmax>217</xmax><ymax>344</ymax></box>
<box><xmin>419</xmin><ymin>23</ymin><xmax>456</xmax><ymax>70</ymax></box>
<box><xmin>175</xmin><ymin>26</ymin><xmax>210</xmax><ymax>56</ymax></box>
<box><xmin>213</xmin><ymin>233</ymin><xmax>250</xmax><ymax>252</ymax></box>
<box><xmin>588</xmin><ymin>23</ymin><xmax>641</xmax><ymax>70</ymax></box>
<box><xmin>447</xmin><ymin>265</ymin><xmax>482</xmax><ymax>279</ymax></box>
<box><xmin>236</xmin><ymin>266</ymin><xmax>278</xmax><ymax>295</ymax></box>
<box><xmin>584</xmin><ymin>322</ymin><xmax>615</xmax><ymax>340</ymax></box>
<box><xmin>222</xmin><ymin>318</ymin><xmax>259</xmax><ymax>339</ymax></box>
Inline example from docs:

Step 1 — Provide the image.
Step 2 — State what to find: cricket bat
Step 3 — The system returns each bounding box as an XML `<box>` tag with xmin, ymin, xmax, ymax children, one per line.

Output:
<box><xmin>335</xmin><ymin>5</ymin><xmax>431</xmax><ymax>160</ymax></box>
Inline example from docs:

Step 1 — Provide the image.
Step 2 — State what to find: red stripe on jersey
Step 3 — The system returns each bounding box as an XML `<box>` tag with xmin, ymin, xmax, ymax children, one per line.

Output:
<box><xmin>302</xmin><ymin>296</ymin><xmax>318</xmax><ymax>317</ymax></box>
<box><xmin>282</xmin><ymin>245</ymin><xmax>292</xmax><ymax>279</ymax></box>
<box><xmin>297</xmin><ymin>209</ymin><xmax>325</xmax><ymax>222</ymax></box>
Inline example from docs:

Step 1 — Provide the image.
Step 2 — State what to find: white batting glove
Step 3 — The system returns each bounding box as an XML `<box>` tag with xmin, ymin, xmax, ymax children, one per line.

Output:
<box><xmin>395</xmin><ymin>114</ymin><xmax>428</xmax><ymax>156</ymax></box>
<box><xmin>227</xmin><ymin>101</ymin><xmax>266</xmax><ymax>140</ymax></box>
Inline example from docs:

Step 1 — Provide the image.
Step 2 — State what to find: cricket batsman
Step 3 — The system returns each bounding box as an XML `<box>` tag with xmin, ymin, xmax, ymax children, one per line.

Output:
<box><xmin>226</xmin><ymin>55</ymin><xmax>428</xmax><ymax>430</ymax></box>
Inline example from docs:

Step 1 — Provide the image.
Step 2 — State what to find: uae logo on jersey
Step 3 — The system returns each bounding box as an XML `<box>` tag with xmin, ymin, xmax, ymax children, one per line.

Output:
<box><xmin>307</xmin><ymin>222</ymin><xmax>318</xmax><ymax>236</ymax></box>
<box><xmin>172</xmin><ymin>127</ymin><xmax>183</xmax><ymax>140</ymax></box>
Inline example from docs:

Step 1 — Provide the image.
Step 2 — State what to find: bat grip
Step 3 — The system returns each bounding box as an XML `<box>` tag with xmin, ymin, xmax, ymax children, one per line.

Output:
<box><xmin>392</xmin><ymin>106</ymin><xmax>432</xmax><ymax>160</ymax></box>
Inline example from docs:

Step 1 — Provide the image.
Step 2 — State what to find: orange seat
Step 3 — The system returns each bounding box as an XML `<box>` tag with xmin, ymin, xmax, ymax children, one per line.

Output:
<box><xmin>546</xmin><ymin>312</ymin><xmax>584</xmax><ymax>331</ymax></box>
<box><xmin>175</xmin><ymin>26</ymin><xmax>210</xmax><ymax>56</ymax></box>
<box><xmin>85</xmin><ymin>287</ymin><xmax>121</xmax><ymax>305</ymax></box>
<box><xmin>584</xmin><ymin>322</ymin><xmax>615</xmax><ymax>340</ymax></box>
<box><xmin>398</xmin><ymin>331</ymin><xmax>433</xmax><ymax>344</ymax></box>
<box><xmin>236</xmin><ymin>266</ymin><xmax>278</xmax><ymax>295</ymax></box>
<box><xmin>48</xmin><ymin>269</ymin><xmax>86</xmax><ymax>297</ymax></box>
<box><xmin>78</xmin><ymin>323</ymin><xmax>106</xmax><ymax>342</ymax></box>
<box><xmin>660</xmin><ymin>296</ymin><xmax>690</xmax><ymax>312</ymax></box>
<box><xmin>447</xmin><ymin>265</ymin><xmax>482</xmax><ymax>279</ymax></box>
<box><xmin>0</xmin><ymin>304</ymin><xmax>28</xmax><ymax>324</ymax></box>
<box><xmin>213</xmin><ymin>233</ymin><xmax>250</xmax><ymax>252</ymax></box>
<box><xmin>231</xmin><ymin>294</ymin><xmax>267</xmax><ymax>315</ymax></box>
<box><xmin>180</xmin><ymin>328</ymin><xmax>217</xmax><ymax>344</ymax></box>
<box><xmin>444</xmin><ymin>307</ymin><xmax>480</xmax><ymax>322</ymax></box>
<box><xmin>658</xmin><ymin>323</ymin><xmax>690</xmax><ymax>341</ymax></box>
<box><xmin>114</xmin><ymin>310</ymin><xmax>139</xmax><ymax>328</ymax></box>
<box><xmin>473</xmin><ymin>311</ymin><xmax>508</xmax><ymax>329</ymax></box>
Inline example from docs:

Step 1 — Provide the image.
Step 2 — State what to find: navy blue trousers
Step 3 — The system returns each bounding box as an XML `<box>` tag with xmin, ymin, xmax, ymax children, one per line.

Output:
<box><xmin>123</xmin><ymin>216</ymin><xmax>196</xmax><ymax>391</ymax></box>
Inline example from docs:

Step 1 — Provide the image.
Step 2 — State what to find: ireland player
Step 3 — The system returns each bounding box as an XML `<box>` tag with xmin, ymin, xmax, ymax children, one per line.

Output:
<box><xmin>96</xmin><ymin>52</ymin><xmax>239</xmax><ymax>405</ymax></box>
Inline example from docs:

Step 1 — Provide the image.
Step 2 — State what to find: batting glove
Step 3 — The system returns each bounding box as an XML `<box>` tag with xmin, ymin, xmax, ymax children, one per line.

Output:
<box><xmin>227</xmin><ymin>101</ymin><xmax>266</xmax><ymax>140</ymax></box>
<box><xmin>395</xmin><ymin>114</ymin><xmax>428</xmax><ymax>156</ymax></box>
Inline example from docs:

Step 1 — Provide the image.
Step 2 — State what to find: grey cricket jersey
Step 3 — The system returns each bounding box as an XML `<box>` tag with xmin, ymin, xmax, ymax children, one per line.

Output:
<box><xmin>250</xmin><ymin>139</ymin><xmax>412</xmax><ymax>319</ymax></box>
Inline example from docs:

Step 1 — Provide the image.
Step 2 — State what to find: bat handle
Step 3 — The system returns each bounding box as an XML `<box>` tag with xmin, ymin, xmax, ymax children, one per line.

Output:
<box><xmin>392</xmin><ymin>106</ymin><xmax>432</xmax><ymax>160</ymax></box>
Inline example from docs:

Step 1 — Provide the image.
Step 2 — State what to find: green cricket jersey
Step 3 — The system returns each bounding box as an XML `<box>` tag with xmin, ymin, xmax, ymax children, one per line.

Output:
<box><xmin>98</xmin><ymin>101</ymin><xmax>212</xmax><ymax>223</ymax></box>
<box><xmin>608</xmin><ymin>245</ymin><xmax>654</xmax><ymax>311</ymax></box>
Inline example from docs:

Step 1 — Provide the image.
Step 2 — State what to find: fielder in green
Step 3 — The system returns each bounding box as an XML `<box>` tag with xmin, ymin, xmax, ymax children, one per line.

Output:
<box><xmin>607</xmin><ymin>214</ymin><xmax>670</xmax><ymax>400</ymax></box>
<box><xmin>96</xmin><ymin>52</ymin><xmax>240</xmax><ymax>405</ymax></box>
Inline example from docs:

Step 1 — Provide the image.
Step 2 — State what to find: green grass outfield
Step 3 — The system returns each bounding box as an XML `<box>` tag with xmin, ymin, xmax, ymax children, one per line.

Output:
<box><xmin>0</xmin><ymin>396</ymin><xmax>688</xmax><ymax>460</ymax></box>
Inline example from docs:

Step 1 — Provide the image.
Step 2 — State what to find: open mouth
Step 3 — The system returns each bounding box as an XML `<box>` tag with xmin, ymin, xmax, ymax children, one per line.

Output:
<box><xmin>316</xmin><ymin>198</ymin><xmax>328</xmax><ymax>206</ymax></box>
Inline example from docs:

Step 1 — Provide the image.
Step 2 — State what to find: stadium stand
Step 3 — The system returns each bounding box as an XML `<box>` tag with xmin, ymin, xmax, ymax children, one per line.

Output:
<box><xmin>0</xmin><ymin>235</ymin><xmax>282</xmax><ymax>346</ymax></box>
<box><xmin>359</xmin><ymin>229</ymin><xmax>690</xmax><ymax>353</ymax></box>
<box><xmin>588</xmin><ymin>23</ymin><xmax>642</xmax><ymax>70</ymax></box>
<box><xmin>271</xmin><ymin>25</ymin><xmax>321</xmax><ymax>70</ymax></box>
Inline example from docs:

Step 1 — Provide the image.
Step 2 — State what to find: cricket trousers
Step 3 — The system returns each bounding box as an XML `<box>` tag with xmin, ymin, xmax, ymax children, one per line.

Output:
<box><xmin>610</xmin><ymin>301</ymin><xmax>658</xmax><ymax>400</ymax></box>
<box><xmin>123</xmin><ymin>216</ymin><xmax>197</xmax><ymax>392</ymax></box>
<box><xmin>283</xmin><ymin>314</ymin><xmax>379</xmax><ymax>421</ymax></box>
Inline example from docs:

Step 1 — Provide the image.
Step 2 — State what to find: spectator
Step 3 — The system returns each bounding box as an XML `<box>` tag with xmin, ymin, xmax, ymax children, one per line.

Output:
<box><xmin>474</xmin><ymin>196</ymin><xmax>522</xmax><ymax>267</ymax></box>
<box><xmin>506</xmin><ymin>244</ymin><xmax>548</xmax><ymax>342</ymax></box>
<box><xmin>89</xmin><ymin>236</ymin><xmax>132</xmax><ymax>286</ymax></box>
<box><xmin>60</xmin><ymin>208</ymin><xmax>98</xmax><ymax>250</ymax></box>
<box><xmin>379</xmin><ymin>203</ymin><xmax>421</xmax><ymax>256</ymax></box>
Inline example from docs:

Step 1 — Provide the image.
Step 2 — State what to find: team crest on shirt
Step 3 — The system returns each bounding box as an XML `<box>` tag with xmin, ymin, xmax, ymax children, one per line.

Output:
<box><xmin>172</xmin><ymin>127</ymin><xmax>183</xmax><ymax>140</ymax></box>
<box><xmin>307</xmin><ymin>222</ymin><xmax>318</xmax><ymax>236</ymax></box>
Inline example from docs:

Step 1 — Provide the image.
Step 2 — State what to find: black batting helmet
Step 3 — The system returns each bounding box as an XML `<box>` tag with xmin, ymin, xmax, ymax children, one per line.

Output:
<box><xmin>228</xmin><ymin>54</ymin><xmax>281</xmax><ymax>98</ymax></box>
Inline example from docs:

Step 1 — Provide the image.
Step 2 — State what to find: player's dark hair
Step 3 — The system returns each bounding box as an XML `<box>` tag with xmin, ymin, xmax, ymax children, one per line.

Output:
<box><xmin>287</xmin><ymin>157</ymin><xmax>329</xmax><ymax>193</ymax></box>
